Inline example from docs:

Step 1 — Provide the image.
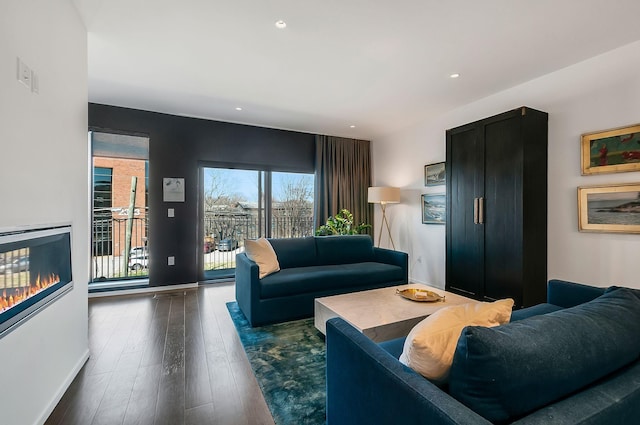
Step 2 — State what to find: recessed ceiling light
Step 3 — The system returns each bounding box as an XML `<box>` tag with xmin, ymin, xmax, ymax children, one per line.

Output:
<box><xmin>275</xmin><ymin>20</ymin><xmax>287</xmax><ymax>29</ymax></box>
<box><xmin>449</xmin><ymin>73</ymin><xmax>460</xmax><ymax>79</ymax></box>
<box><xmin>235</xmin><ymin>107</ymin><xmax>242</xmax><ymax>111</ymax></box>
<box><xmin>350</xmin><ymin>125</ymin><xmax>356</xmax><ymax>128</ymax></box>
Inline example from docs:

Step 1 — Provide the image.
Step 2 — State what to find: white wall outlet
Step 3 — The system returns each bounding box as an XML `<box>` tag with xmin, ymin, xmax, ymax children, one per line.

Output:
<box><xmin>16</xmin><ymin>57</ymin><xmax>31</xmax><ymax>89</ymax></box>
<box><xmin>168</xmin><ymin>256</ymin><xmax>175</xmax><ymax>266</ymax></box>
<box><xmin>168</xmin><ymin>208</ymin><xmax>174</xmax><ymax>217</ymax></box>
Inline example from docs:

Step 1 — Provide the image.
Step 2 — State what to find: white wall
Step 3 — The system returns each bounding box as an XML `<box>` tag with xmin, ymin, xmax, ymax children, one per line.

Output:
<box><xmin>373</xmin><ymin>40</ymin><xmax>640</xmax><ymax>290</ymax></box>
<box><xmin>0</xmin><ymin>1</ymin><xmax>88</xmax><ymax>424</ymax></box>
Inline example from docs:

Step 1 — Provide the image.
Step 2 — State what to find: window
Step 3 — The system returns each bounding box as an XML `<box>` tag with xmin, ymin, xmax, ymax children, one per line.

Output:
<box><xmin>93</xmin><ymin>167</ymin><xmax>113</xmax><ymax>256</ymax></box>
<box><xmin>202</xmin><ymin>167</ymin><xmax>314</xmax><ymax>279</ymax></box>
<box><xmin>90</xmin><ymin>132</ymin><xmax>149</xmax><ymax>283</ymax></box>
<box><xmin>271</xmin><ymin>172</ymin><xmax>314</xmax><ymax>238</ymax></box>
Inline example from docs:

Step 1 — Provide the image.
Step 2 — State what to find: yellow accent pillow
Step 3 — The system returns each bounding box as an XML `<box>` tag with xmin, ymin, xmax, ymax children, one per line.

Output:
<box><xmin>244</xmin><ymin>238</ymin><xmax>280</xmax><ymax>279</ymax></box>
<box><xmin>399</xmin><ymin>298</ymin><xmax>514</xmax><ymax>382</ymax></box>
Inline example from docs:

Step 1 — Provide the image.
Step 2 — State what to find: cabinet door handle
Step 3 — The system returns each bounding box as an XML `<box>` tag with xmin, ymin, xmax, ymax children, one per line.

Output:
<box><xmin>473</xmin><ymin>198</ymin><xmax>479</xmax><ymax>224</ymax></box>
<box><xmin>479</xmin><ymin>197</ymin><xmax>485</xmax><ymax>224</ymax></box>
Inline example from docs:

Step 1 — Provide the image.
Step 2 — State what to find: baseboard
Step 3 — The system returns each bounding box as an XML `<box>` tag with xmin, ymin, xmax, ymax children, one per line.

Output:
<box><xmin>36</xmin><ymin>348</ymin><xmax>90</xmax><ymax>425</ymax></box>
<box><xmin>408</xmin><ymin>277</ymin><xmax>445</xmax><ymax>290</ymax></box>
<box><xmin>408</xmin><ymin>276</ymin><xmax>427</xmax><ymax>285</ymax></box>
<box><xmin>88</xmin><ymin>282</ymin><xmax>198</xmax><ymax>298</ymax></box>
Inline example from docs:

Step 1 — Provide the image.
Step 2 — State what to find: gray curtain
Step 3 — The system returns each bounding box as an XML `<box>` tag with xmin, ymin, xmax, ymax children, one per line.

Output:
<box><xmin>314</xmin><ymin>135</ymin><xmax>373</xmax><ymax>234</ymax></box>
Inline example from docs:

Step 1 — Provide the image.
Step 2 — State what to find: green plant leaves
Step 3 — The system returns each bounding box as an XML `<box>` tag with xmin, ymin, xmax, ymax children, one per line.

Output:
<box><xmin>315</xmin><ymin>209</ymin><xmax>371</xmax><ymax>235</ymax></box>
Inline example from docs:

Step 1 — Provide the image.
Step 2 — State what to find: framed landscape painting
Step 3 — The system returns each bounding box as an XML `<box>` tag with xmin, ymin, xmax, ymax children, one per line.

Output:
<box><xmin>578</xmin><ymin>183</ymin><xmax>640</xmax><ymax>233</ymax></box>
<box><xmin>422</xmin><ymin>194</ymin><xmax>445</xmax><ymax>224</ymax></box>
<box><xmin>581</xmin><ymin>124</ymin><xmax>640</xmax><ymax>175</ymax></box>
<box><xmin>424</xmin><ymin>162</ymin><xmax>445</xmax><ymax>186</ymax></box>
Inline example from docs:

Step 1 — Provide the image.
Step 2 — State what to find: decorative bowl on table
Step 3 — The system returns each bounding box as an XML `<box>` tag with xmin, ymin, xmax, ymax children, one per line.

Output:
<box><xmin>396</xmin><ymin>288</ymin><xmax>445</xmax><ymax>302</ymax></box>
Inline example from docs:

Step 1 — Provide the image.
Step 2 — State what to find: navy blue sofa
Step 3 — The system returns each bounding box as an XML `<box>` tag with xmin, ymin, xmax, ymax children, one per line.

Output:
<box><xmin>235</xmin><ymin>235</ymin><xmax>408</xmax><ymax>326</ymax></box>
<box><xmin>326</xmin><ymin>280</ymin><xmax>640</xmax><ymax>424</ymax></box>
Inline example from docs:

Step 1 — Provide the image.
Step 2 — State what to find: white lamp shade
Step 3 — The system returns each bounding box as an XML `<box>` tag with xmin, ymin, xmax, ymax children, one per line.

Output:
<box><xmin>368</xmin><ymin>186</ymin><xmax>401</xmax><ymax>204</ymax></box>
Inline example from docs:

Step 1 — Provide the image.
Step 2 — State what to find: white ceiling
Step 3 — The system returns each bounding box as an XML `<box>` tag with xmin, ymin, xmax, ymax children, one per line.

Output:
<box><xmin>73</xmin><ymin>0</ymin><xmax>640</xmax><ymax>140</ymax></box>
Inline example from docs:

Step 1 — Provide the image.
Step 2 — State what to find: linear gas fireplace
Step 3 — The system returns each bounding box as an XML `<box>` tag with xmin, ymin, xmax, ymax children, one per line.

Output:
<box><xmin>0</xmin><ymin>224</ymin><xmax>73</xmax><ymax>337</ymax></box>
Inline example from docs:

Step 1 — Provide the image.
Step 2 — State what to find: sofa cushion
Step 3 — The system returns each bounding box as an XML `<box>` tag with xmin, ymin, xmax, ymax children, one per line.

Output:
<box><xmin>510</xmin><ymin>303</ymin><xmax>563</xmax><ymax>322</ymax></box>
<box><xmin>378</xmin><ymin>336</ymin><xmax>406</xmax><ymax>359</ymax></box>
<box><xmin>547</xmin><ymin>279</ymin><xmax>606</xmax><ymax>308</ymax></box>
<box><xmin>315</xmin><ymin>235</ymin><xmax>374</xmax><ymax>265</ymax></box>
<box><xmin>449</xmin><ymin>288</ymin><xmax>640</xmax><ymax>424</ymax></box>
<box><xmin>259</xmin><ymin>262</ymin><xmax>403</xmax><ymax>299</ymax></box>
<box><xmin>268</xmin><ymin>236</ymin><xmax>317</xmax><ymax>269</ymax></box>
<box><xmin>244</xmin><ymin>238</ymin><xmax>280</xmax><ymax>279</ymax></box>
<box><xmin>399</xmin><ymin>299</ymin><xmax>514</xmax><ymax>382</ymax></box>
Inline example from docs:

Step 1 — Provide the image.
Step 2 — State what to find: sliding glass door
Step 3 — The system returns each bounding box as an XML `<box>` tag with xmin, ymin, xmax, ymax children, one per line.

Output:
<box><xmin>203</xmin><ymin>168</ymin><xmax>262</xmax><ymax>276</ymax></box>
<box><xmin>202</xmin><ymin>167</ymin><xmax>314</xmax><ymax>280</ymax></box>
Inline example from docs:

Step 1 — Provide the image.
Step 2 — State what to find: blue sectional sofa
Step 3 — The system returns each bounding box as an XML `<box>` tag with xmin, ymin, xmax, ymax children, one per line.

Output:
<box><xmin>326</xmin><ymin>280</ymin><xmax>640</xmax><ymax>424</ymax></box>
<box><xmin>235</xmin><ymin>235</ymin><xmax>408</xmax><ymax>326</ymax></box>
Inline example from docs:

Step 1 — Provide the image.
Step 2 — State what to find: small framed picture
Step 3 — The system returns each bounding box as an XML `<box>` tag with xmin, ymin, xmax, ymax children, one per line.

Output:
<box><xmin>424</xmin><ymin>162</ymin><xmax>446</xmax><ymax>186</ymax></box>
<box><xmin>422</xmin><ymin>194</ymin><xmax>446</xmax><ymax>225</ymax></box>
<box><xmin>578</xmin><ymin>183</ymin><xmax>640</xmax><ymax>233</ymax></box>
<box><xmin>581</xmin><ymin>124</ymin><xmax>640</xmax><ymax>175</ymax></box>
<box><xmin>163</xmin><ymin>177</ymin><xmax>185</xmax><ymax>202</ymax></box>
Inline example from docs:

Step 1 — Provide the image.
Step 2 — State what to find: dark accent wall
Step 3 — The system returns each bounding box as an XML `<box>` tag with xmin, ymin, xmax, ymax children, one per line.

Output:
<box><xmin>89</xmin><ymin>103</ymin><xmax>315</xmax><ymax>286</ymax></box>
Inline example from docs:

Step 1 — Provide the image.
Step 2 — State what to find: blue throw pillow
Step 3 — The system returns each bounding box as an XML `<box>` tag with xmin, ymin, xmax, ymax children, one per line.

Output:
<box><xmin>449</xmin><ymin>288</ymin><xmax>640</xmax><ymax>424</ymax></box>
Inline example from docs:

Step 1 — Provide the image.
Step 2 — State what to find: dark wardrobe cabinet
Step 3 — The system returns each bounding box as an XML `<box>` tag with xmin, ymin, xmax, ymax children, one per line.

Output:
<box><xmin>445</xmin><ymin>107</ymin><xmax>548</xmax><ymax>308</ymax></box>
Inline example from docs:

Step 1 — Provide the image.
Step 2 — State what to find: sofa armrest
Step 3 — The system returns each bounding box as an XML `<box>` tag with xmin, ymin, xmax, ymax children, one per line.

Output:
<box><xmin>373</xmin><ymin>247</ymin><xmax>408</xmax><ymax>283</ymax></box>
<box><xmin>326</xmin><ymin>317</ymin><xmax>490</xmax><ymax>425</ymax></box>
<box><xmin>235</xmin><ymin>253</ymin><xmax>261</xmax><ymax>325</ymax></box>
<box><xmin>547</xmin><ymin>279</ymin><xmax>606</xmax><ymax>308</ymax></box>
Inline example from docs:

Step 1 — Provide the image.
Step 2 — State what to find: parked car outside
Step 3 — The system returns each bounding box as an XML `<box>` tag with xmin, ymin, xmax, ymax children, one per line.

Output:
<box><xmin>129</xmin><ymin>246</ymin><xmax>148</xmax><ymax>257</ymax></box>
<box><xmin>128</xmin><ymin>254</ymin><xmax>148</xmax><ymax>271</ymax></box>
<box><xmin>217</xmin><ymin>239</ymin><xmax>239</xmax><ymax>252</ymax></box>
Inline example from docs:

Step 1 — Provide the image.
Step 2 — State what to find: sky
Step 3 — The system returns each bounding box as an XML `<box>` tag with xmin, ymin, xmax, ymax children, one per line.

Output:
<box><xmin>203</xmin><ymin>168</ymin><xmax>314</xmax><ymax>202</ymax></box>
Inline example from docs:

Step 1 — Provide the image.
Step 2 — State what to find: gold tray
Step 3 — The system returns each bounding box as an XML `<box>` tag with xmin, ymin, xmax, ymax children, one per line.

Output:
<box><xmin>396</xmin><ymin>288</ymin><xmax>445</xmax><ymax>302</ymax></box>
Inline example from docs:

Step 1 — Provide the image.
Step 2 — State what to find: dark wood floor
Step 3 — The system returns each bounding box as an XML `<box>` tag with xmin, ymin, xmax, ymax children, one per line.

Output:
<box><xmin>45</xmin><ymin>282</ymin><xmax>275</xmax><ymax>425</ymax></box>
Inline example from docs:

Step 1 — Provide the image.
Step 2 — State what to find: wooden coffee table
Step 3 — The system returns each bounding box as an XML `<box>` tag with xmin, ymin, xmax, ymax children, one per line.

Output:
<box><xmin>314</xmin><ymin>283</ymin><xmax>476</xmax><ymax>342</ymax></box>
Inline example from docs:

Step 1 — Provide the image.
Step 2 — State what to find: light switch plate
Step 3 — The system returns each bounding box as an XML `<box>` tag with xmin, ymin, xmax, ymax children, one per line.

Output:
<box><xmin>16</xmin><ymin>57</ymin><xmax>31</xmax><ymax>89</ymax></box>
<box><xmin>168</xmin><ymin>256</ymin><xmax>175</xmax><ymax>266</ymax></box>
<box><xmin>31</xmin><ymin>71</ymin><xmax>38</xmax><ymax>93</ymax></box>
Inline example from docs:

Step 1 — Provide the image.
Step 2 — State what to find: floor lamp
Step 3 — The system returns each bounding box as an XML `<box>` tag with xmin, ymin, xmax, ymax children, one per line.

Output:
<box><xmin>368</xmin><ymin>187</ymin><xmax>401</xmax><ymax>249</ymax></box>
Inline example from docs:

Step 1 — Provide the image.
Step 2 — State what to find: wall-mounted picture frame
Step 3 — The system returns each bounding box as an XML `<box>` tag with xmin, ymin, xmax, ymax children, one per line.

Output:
<box><xmin>422</xmin><ymin>194</ymin><xmax>445</xmax><ymax>225</ymax></box>
<box><xmin>163</xmin><ymin>177</ymin><xmax>185</xmax><ymax>202</ymax></box>
<box><xmin>424</xmin><ymin>162</ymin><xmax>446</xmax><ymax>186</ymax></box>
<box><xmin>581</xmin><ymin>124</ymin><xmax>640</xmax><ymax>175</ymax></box>
<box><xmin>578</xmin><ymin>183</ymin><xmax>640</xmax><ymax>233</ymax></box>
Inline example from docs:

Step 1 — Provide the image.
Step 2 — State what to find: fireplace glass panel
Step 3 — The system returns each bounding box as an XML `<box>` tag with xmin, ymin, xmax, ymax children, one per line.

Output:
<box><xmin>0</xmin><ymin>225</ymin><xmax>73</xmax><ymax>336</ymax></box>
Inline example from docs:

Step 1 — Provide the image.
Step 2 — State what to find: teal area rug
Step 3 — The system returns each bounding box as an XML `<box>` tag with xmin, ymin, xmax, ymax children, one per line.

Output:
<box><xmin>226</xmin><ymin>302</ymin><xmax>326</xmax><ymax>425</ymax></box>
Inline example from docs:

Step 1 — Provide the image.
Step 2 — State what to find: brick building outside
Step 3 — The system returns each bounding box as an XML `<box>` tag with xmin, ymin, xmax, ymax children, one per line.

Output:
<box><xmin>93</xmin><ymin>157</ymin><xmax>148</xmax><ymax>257</ymax></box>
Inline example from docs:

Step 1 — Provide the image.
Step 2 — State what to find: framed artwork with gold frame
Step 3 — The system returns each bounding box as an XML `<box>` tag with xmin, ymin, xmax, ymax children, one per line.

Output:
<box><xmin>581</xmin><ymin>124</ymin><xmax>640</xmax><ymax>175</ymax></box>
<box><xmin>578</xmin><ymin>183</ymin><xmax>640</xmax><ymax>233</ymax></box>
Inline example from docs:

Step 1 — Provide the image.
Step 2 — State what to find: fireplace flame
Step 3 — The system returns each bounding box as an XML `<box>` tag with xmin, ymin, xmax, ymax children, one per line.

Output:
<box><xmin>0</xmin><ymin>273</ymin><xmax>60</xmax><ymax>313</ymax></box>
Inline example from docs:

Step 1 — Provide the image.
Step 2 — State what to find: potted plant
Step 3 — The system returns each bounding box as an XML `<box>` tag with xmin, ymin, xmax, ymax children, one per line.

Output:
<box><xmin>315</xmin><ymin>209</ymin><xmax>371</xmax><ymax>235</ymax></box>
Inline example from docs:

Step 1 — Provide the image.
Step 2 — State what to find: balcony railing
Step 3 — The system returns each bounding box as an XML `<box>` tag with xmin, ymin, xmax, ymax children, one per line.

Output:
<box><xmin>203</xmin><ymin>213</ymin><xmax>314</xmax><ymax>272</ymax></box>
<box><xmin>91</xmin><ymin>215</ymin><xmax>148</xmax><ymax>282</ymax></box>
<box><xmin>91</xmin><ymin>212</ymin><xmax>314</xmax><ymax>281</ymax></box>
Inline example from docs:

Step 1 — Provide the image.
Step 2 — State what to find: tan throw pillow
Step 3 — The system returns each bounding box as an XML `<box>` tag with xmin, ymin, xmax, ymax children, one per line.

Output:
<box><xmin>399</xmin><ymin>298</ymin><xmax>514</xmax><ymax>382</ymax></box>
<box><xmin>244</xmin><ymin>238</ymin><xmax>280</xmax><ymax>279</ymax></box>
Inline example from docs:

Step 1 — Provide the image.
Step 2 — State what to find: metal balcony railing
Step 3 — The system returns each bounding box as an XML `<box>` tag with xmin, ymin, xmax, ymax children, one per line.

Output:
<box><xmin>91</xmin><ymin>214</ymin><xmax>149</xmax><ymax>282</ymax></box>
<box><xmin>91</xmin><ymin>211</ymin><xmax>314</xmax><ymax>281</ymax></box>
<box><xmin>203</xmin><ymin>213</ymin><xmax>314</xmax><ymax>271</ymax></box>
